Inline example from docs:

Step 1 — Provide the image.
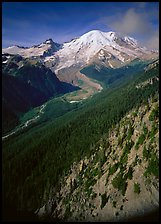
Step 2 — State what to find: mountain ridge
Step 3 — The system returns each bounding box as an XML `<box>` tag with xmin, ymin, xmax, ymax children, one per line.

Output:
<box><xmin>2</xmin><ymin>30</ymin><xmax>158</xmax><ymax>93</ymax></box>
<box><xmin>3</xmin><ymin>30</ymin><xmax>158</xmax><ymax>70</ymax></box>
<box><xmin>2</xmin><ymin>59</ymin><xmax>159</xmax><ymax>221</ymax></box>
<box><xmin>43</xmin><ymin>92</ymin><xmax>158</xmax><ymax>222</ymax></box>
<box><xmin>2</xmin><ymin>54</ymin><xmax>79</xmax><ymax>134</ymax></box>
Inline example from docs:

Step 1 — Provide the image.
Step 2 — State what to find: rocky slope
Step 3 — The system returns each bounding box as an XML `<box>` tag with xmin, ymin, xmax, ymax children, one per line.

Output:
<box><xmin>2</xmin><ymin>53</ymin><xmax>67</xmax><ymax>97</ymax></box>
<box><xmin>3</xmin><ymin>30</ymin><xmax>158</xmax><ymax>72</ymax></box>
<box><xmin>2</xmin><ymin>53</ymin><xmax>78</xmax><ymax>134</ymax></box>
<box><xmin>2</xmin><ymin>39</ymin><xmax>61</xmax><ymax>58</ymax></box>
<box><xmin>3</xmin><ymin>30</ymin><xmax>158</xmax><ymax>79</ymax></box>
<box><xmin>37</xmin><ymin>93</ymin><xmax>159</xmax><ymax>222</ymax></box>
<box><xmin>2</xmin><ymin>30</ymin><xmax>158</xmax><ymax>102</ymax></box>
<box><xmin>53</xmin><ymin>30</ymin><xmax>158</xmax><ymax>72</ymax></box>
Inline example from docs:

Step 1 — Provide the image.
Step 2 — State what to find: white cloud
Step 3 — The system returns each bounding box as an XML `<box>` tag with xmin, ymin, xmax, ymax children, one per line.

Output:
<box><xmin>102</xmin><ymin>8</ymin><xmax>153</xmax><ymax>36</ymax></box>
<box><xmin>100</xmin><ymin>7</ymin><xmax>159</xmax><ymax>50</ymax></box>
<box><xmin>144</xmin><ymin>31</ymin><xmax>159</xmax><ymax>50</ymax></box>
<box><xmin>111</xmin><ymin>8</ymin><xmax>153</xmax><ymax>36</ymax></box>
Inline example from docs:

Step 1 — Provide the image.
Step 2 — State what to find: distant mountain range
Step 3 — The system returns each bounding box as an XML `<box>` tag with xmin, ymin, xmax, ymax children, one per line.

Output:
<box><xmin>2</xmin><ymin>30</ymin><xmax>159</xmax><ymax>133</ymax></box>
<box><xmin>2</xmin><ymin>30</ymin><xmax>159</xmax><ymax>222</ymax></box>
<box><xmin>3</xmin><ymin>30</ymin><xmax>158</xmax><ymax>71</ymax></box>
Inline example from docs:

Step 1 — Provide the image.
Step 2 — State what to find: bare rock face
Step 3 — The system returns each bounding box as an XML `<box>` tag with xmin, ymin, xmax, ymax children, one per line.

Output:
<box><xmin>39</xmin><ymin>94</ymin><xmax>159</xmax><ymax>222</ymax></box>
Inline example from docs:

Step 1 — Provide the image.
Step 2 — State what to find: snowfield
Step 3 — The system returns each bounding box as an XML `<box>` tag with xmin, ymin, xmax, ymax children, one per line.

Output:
<box><xmin>2</xmin><ymin>30</ymin><xmax>158</xmax><ymax>72</ymax></box>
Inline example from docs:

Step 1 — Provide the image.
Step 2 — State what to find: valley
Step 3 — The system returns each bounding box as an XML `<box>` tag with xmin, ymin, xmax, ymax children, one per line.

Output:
<box><xmin>2</xmin><ymin>59</ymin><xmax>159</xmax><ymax>222</ymax></box>
<box><xmin>2</xmin><ymin>24</ymin><xmax>159</xmax><ymax>222</ymax></box>
<box><xmin>2</xmin><ymin>103</ymin><xmax>47</xmax><ymax>140</ymax></box>
<box><xmin>54</xmin><ymin>64</ymin><xmax>103</xmax><ymax>100</ymax></box>
<box><xmin>2</xmin><ymin>87</ymin><xmax>90</xmax><ymax>141</ymax></box>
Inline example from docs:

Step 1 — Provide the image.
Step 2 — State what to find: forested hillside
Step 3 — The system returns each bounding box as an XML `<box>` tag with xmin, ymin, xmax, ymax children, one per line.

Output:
<box><xmin>2</xmin><ymin>61</ymin><xmax>159</xmax><ymax>221</ymax></box>
<box><xmin>80</xmin><ymin>59</ymin><xmax>150</xmax><ymax>87</ymax></box>
<box><xmin>2</xmin><ymin>54</ymin><xmax>79</xmax><ymax>134</ymax></box>
<box><xmin>48</xmin><ymin>92</ymin><xmax>159</xmax><ymax>222</ymax></box>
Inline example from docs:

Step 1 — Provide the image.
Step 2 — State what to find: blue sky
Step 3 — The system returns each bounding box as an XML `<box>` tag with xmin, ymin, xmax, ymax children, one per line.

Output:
<box><xmin>2</xmin><ymin>2</ymin><xmax>159</xmax><ymax>49</ymax></box>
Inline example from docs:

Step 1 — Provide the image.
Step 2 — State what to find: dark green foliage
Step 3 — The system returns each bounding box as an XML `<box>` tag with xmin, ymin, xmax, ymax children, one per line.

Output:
<box><xmin>119</xmin><ymin>141</ymin><xmax>133</xmax><ymax>168</ymax></box>
<box><xmin>149</xmin><ymin>107</ymin><xmax>159</xmax><ymax>121</ymax></box>
<box><xmin>135</xmin><ymin>134</ymin><xmax>145</xmax><ymax>150</ymax></box>
<box><xmin>113</xmin><ymin>201</ymin><xmax>117</xmax><ymax>208</ymax></box>
<box><xmin>77</xmin><ymin>175</ymin><xmax>83</xmax><ymax>185</ymax></box>
<box><xmin>2</xmin><ymin>100</ymin><xmax>19</xmax><ymax>134</ymax></box>
<box><xmin>119</xmin><ymin>152</ymin><xmax>128</xmax><ymax>168</ymax></box>
<box><xmin>85</xmin><ymin>187</ymin><xmax>93</xmax><ymax>197</ymax></box>
<box><xmin>135</xmin><ymin>142</ymin><xmax>139</xmax><ymax>150</ymax></box>
<box><xmin>118</xmin><ymin>136</ymin><xmax>123</xmax><ymax>147</ymax></box>
<box><xmin>134</xmin><ymin>183</ymin><xmax>141</xmax><ymax>194</ymax></box>
<box><xmin>81</xmin><ymin>59</ymin><xmax>148</xmax><ymax>88</ymax></box>
<box><xmin>2</xmin><ymin>74</ymin><xmax>47</xmax><ymax>134</ymax></box>
<box><xmin>14</xmin><ymin>64</ymin><xmax>62</xmax><ymax>96</ymax></box>
<box><xmin>137</xmin><ymin>134</ymin><xmax>146</xmax><ymax>145</ymax></box>
<box><xmin>143</xmin><ymin>146</ymin><xmax>150</xmax><ymax>160</ymax></box>
<box><xmin>126</xmin><ymin>166</ymin><xmax>133</xmax><ymax>180</ymax></box>
<box><xmin>127</xmin><ymin>125</ymin><xmax>134</xmax><ymax>140</ymax></box>
<box><xmin>2</xmin><ymin>63</ymin><xmax>159</xmax><ymax>215</ymax></box>
<box><xmin>99</xmin><ymin>149</ymin><xmax>107</xmax><ymax>168</ymax></box>
<box><xmin>120</xmin><ymin>132</ymin><xmax>127</xmax><ymax>147</ymax></box>
<box><xmin>151</xmin><ymin>92</ymin><xmax>159</xmax><ymax>103</ymax></box>
<box><xmin>149</xmin><ymin>123</ymin><xmax>158</xmax><ymax>139</ymax></box>
<box><xmin>112</xmin><ymin>172</ymin><xmax>127</xmax><ymax>196</ymax></box>
<box><xmin>84</xmin><ymin>166</ymin><xmax>91</xmax><ymax>178</ymax></box>
<box><xmin>143</xmin><ymin>124</ymin><xmax>148</xmax><ymax>136</ymax></box>
<box><xmin>2</xmin><ymin>58</ymin><xmax>79</xmax><ymax>134</ymax></box>
<box><xmin>85</xmin><ymin>177</ymin><xmax>97</xmax><ymax>191</ymax></box>
<box><xmin>100</xmin><ymin>192</ymin><xmax>109</xmax><ymax>209</ymax></box>
<box><xmin>109</xmin><ymin>163</ymin><xmax>119</xmax><ymax>175</ymax></box>
<box><xmin>126</xmin><ymin>140</ymin><xmax>134</xmax><ymax>150</ymax></box>
<box><xmin>38</xmin><ymin>97</ymin><xmax>80</xmax><ymax>123</ymax></box>
<box><xmin>92</xmin><ymin>168</ymin><xmax>100</xmax><ymax>177</ymax></box>
<box><xmin>144</xmin><ymin>152</ymin><xmax>159</xmax><ymax>178</ymax></box>
<box><xmin>132</xmin><ymin>111</ymin><xmax>137</xmax><ymax>117</ymax></box>
<box><xmin>102</xmin><ymin>139</ymin><xmax>110</xmax><ymax>149</ymax></box>
<box><xmin>91</xmin><ymin>167</ymin><xmax>102</xmax><ymax>178</ymax></box>
<box><xmin>64</xmin><ymin>204</ymin><xmax>72</xmax><ymax>219</ymax></box>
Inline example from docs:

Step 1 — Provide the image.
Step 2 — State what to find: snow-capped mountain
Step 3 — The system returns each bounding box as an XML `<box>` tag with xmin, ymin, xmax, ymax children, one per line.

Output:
<box><xmin>53</xmin><ymin>30</ymin><xmax>158</xmax><ymax>71</ymax></box>
<box><xmin>2</xmin><ymin>30</ymin><xmax>158</xmax><ymax>72</ymax></box>
<box><xmin>2</xmin><ymin>38</ymin><xmax>62</xmax><ymax>58</ymax></box>
<box><xmin>2</xmin><ymin>30</ymin><xmax>159</xmax><ymax>135</ymax></box>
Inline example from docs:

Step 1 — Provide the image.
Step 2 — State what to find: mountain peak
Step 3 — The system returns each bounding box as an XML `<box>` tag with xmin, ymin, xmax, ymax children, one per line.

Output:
<box><xmin>2</xmin><ymin>29</ymin><xmax>158</xmax><ymax>66</ymax></box>
<box><xmin>84</xmin><ymin>30</ymin><xmax>117</xmax><ymax>36</ymax></box>
<box><xmin>124</xmin><ymin>36</ymin><xmax>138</xmax><ymax>47</ymax></box>
<box><xmin>43</xmin><ymin>38</ymin><xmax>54</xmax><ymax>44</ymax></box>
<box><xmin>86</xmin><ymin>29</ymin><xmax>101</xmax><ymax>34</ymax></box>
<box><xmin>79</xmin><ymin>30</ymin><xmax>119</xmax><ymax>43</ymax></box>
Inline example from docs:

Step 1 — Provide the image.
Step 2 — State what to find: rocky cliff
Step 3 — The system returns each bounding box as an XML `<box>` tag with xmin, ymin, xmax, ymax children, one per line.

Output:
<box><xmin>37</xmin><ymin>93</ymin><xmax>159</xmax><ymax>221</ymax></box>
